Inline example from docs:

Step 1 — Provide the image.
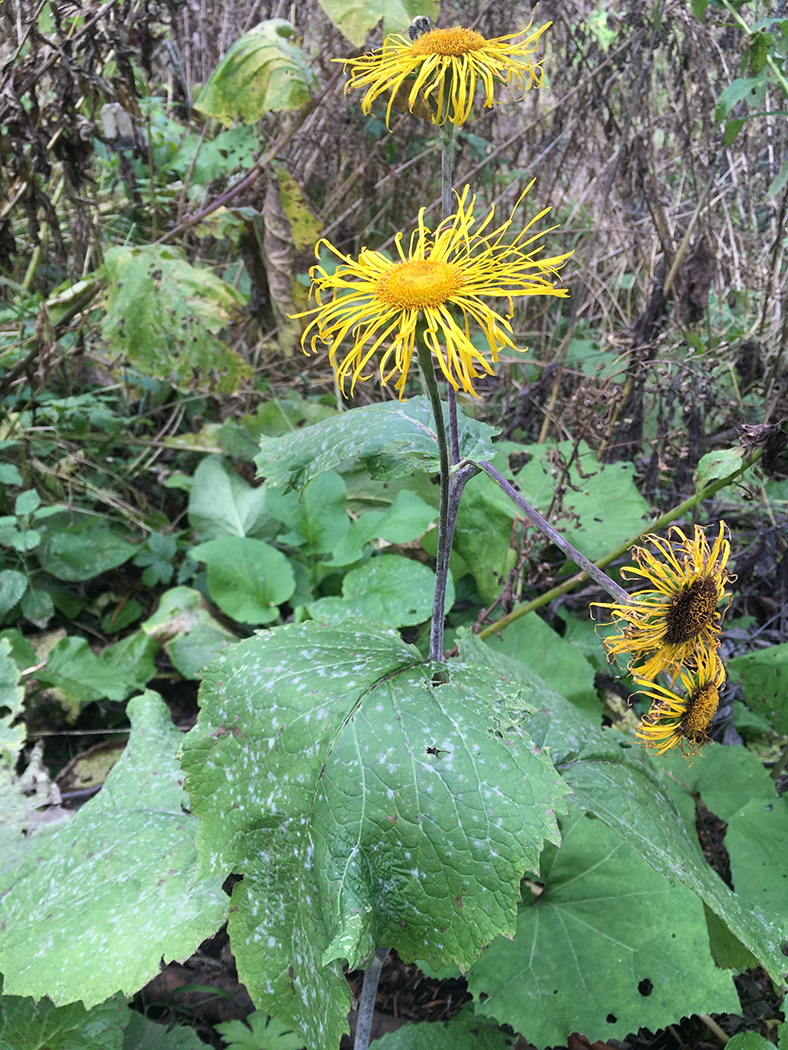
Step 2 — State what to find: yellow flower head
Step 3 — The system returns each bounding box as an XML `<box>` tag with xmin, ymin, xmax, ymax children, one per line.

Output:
<box><xmin>297</xmin><ymin>185</ymin><xmax>570</xmax><ymax>398</ymax></box>
<box><xmin>635</xmin><ymin>647</ymin><xmax>726</xmax><ymax>757</ymax></box>
<box><xmin>340</xmin><ymin>21</ymin><xmax>551</xmax><ymax>128</ymax></box>
<box><xmin>593</xmin><ymin>523</ymin><xmax>732</xmax><ymax>680</ymax></box>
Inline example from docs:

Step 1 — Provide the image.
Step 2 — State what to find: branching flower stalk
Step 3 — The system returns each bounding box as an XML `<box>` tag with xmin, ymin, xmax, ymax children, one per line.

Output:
<box><xmin>477</xmin><ymin>447</ymin><xmax>763</xmax><ymax>640</ymax></box>
<box><xmin>417</xmin><ymin>336</ymin><xmax>451</xmax><ymax>661</ymax></box>
<box><xmin>435</xmin><ymin>113</ymin><xmax>460</xmax><ymax>655</ymax></box>
<box><xmin>426</xmin><ymin>77</ymin><xmax>627</xmax><ymax>649</ymax></box>
<box><xmin>299</xmin><ymin>188</ymin><xmax>570</xmax><ymax>667</ymax></box>
<box><xmin>442</xmin><ymin>121</ymin><xmax>461</xmax><ymax>467</ymax></box>
<box><xmin>417</xmin><ymin>337</ymin><xmax>481</xmax><ymax>660</ymax></box>
<box><xmin>477</xmin><ymin>459</ymin><xmax>631</xmax><ymax>604</ymax></box>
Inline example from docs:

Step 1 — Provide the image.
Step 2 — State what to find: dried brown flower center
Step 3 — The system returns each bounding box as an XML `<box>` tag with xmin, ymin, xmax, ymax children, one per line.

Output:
<box><xmin>682</xmin><ymin>682</ymin><xmax>720</xmax><ymax>736</ymax></box>
<box><xmin>376</xmin><ymin>259</ymin><xmax>464</xmax><ymax>309</ymax></box>
<box><xmin>410</xmin><ymin>27</ymin><xmax>487</xmax><ymax>57</ymax></box>
<box><xmin>663</xmin><ymin>576</ymin><xmax>718</xmax><ymax>644</ymax></box>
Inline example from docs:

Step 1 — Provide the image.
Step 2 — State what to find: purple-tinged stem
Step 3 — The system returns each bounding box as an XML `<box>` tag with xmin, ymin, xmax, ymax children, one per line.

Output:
<box><xmin>478</xmin><ymin>459</ymin><xmax>631</xmax><ymax>604</ymax></box>
<box><xmin>354</xmin><ymin>946</ymin><xmax>390</xmax><ymax>1050</ymax></box>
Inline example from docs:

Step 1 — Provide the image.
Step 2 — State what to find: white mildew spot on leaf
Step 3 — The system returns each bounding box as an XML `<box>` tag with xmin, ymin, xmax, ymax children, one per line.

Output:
<box><xmin>180</xmin><ymin>622</ymin><xmax>570</xmax><ymax>1048</ymax></box>
<box><xmin>0</xmin><ymin>692</ymin><xmax>228</xmax><ymax>1006</ymax></box>
<box><xmin>256</xmin><ymin>397</ymin><xmax>496</xmax><ymax>494</ymax></box>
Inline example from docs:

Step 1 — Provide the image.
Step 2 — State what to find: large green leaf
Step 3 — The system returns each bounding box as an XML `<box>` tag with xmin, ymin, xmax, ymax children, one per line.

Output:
<box><xmin>37</xmin><ymin>513</ymin><xmax>136</xmax><ymax>582</ymax></box>
<box><xmin>34</xmin><ymin>632</ymin><xmax>158</xmax><ymax>713</ymax></box>
<box><xmin>181</xmin><ymin>623</ymin><xmax>569</xmax><ymax>1050</ymax></box>
<box><xmin>558</xmin><ymin>752</ymin><xmax>788</xmax><ymax>985</ymax></box>
<box><xmin>514</xmin><ymin>439</ymin><xmax>652</xmax><ymax>562</ymax></box>
<box><xmin>325</xmin><ymin>489</ymin><xmax>437</xmax><ymax>568</ymax></box>
<box><xmin>255</xmin><ymin>398</ymin><xmax>497</xmax><ymax>493</ymax></box>
<box><xmin>0</xmin><ymin>692</ymin><xmax>227</xmax><ymax>1006</ymax></box>
<box><xmin>264</xmin><ymin>471</ymin><xmax>350</xmax><ymax>555</ymax></box>
<box><xmin>308</xmin><ymin>554</ymin><xmax>453</xmax><ymax>628</ymax></box>
<box><xmin>468</xmin><ymin>810</ymin><xmax>739</xmax><ymax>1046</ymax></box>
<box><xmin>654</xmin><ymin>744</ymin><xmax>777</xmax><ymax>823</ymax></box>
<box><xmin>666</xmin><ymin>748</ymin><xmax>788</xmax><ymax>928</ymax></box>
<box><xmin>728</xmin><ymin>643</ymin><xmax>788</xmax><ymax>732</ymax></box>
<box><xmin>188</xmin><ymin>456</ymin><xmax>277</xmax><ymax>541</ymax></box>
<box><xmin>0</xmin><ymin>987</ymin><xmax>206</xmax><ymax>1050</ymax></box>
<box><xmin>195</xmin><ymin>21</ymin><xmax>320</xmax><ymax>124</ymax></box>
<box><xmin>317</xmin><ymin>0</ymin><xmax>440</xmax><ymax>45</ymax></box>
<box><xmin>459</xmin><ymin>632</ymin><xmax>788</xmax><ymax>987</ymax></box>
<box><xmin>101</xmin><ymin>246</ymin><xmax>249</xmax><ymax>394</ymax></box>
<box><xmin>725</xmin><ymin>796</ymin><xmax>788</xmax><ymax>921</ymax></box>
<box><xmin>142</xmin><ymin>586</ymin><xmax>238</xmax><ymax>679</ymax></box>
<box><xmin>192</xmin><ymin>536</ymin><xmax>296</xmax><ymax>624</ymax></box>
<box><xmin>374</xmin><ymin>1009</ymin><xmax>515</xmax><ymax>1049</ymax></box>
<box><xmin>0</xmin><ymin>986</ymin><xmax>128</xmax><ymax>1050</ymax></box>
<box><xmin>0</xmin><ymin>570</ymin><xmax>27</xmax><ymax>617</ymax></box>
<box><xmin>458</xmin><ymin>629</ymin><xmax>600</xmax><ymax>758</ymax></box>
<box><xmin>482</xmin><ymin>612</ymin><xmax>602</xmax><ymax>721</ymax></box>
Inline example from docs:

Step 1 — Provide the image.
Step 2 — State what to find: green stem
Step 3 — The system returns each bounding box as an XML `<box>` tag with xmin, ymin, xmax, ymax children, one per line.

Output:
<box><xmin>418</xmin><ymin>341</ymin><xmax>452</xmax><ymax>662</ymax></box>
<box><xmin>440</xmin><ymin>122</ymin><xmax>461</xmax><ymax>465</ymax></box>
<box><xmin>478</xmin><ymin>447</ymin><xmax>763</xmax><ymax>641</ymax></box>
<box><xmin>441</xmin><ymin>121</ymin><xmax>454</xmax><ymax>219</ymax></box>
<box><xmin>416</xmin><ymin>121</ymin><xmax>465</xmax><ymax>662</ymax></box>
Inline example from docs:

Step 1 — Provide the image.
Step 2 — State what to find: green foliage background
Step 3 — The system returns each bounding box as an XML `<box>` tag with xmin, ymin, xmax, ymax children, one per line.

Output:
<box><xmin>1</xmin><ymin>0</ymin><xmax>788</xmax><ymax>1048</ymax></box>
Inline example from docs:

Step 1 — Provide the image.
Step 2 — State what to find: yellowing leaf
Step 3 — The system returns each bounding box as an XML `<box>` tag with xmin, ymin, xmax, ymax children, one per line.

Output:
<box><xmin>274</xmin><ymin>163</ymin><xmax>322</xmax><ymax>253</ymax></box>
<box><xmin>195</xmin><ymin>20</ymin><xmax>320</xmax><ymax>125</ymax></box>
<box><xmin>318</xmin><ymin>0</ymin><xmax>440</xmax><ymax>46</ymax></box>
<box><xmin>101</xmin><ymin>245</ymin><xmax>250</xmax><ymax>394</ymax></box>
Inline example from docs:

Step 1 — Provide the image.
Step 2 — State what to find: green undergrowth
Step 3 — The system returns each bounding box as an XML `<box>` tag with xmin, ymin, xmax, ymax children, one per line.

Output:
<box><xmin>2</xmin><ymin>1</ymin><xmax>788</xmax><ymax>1048</ymax></box>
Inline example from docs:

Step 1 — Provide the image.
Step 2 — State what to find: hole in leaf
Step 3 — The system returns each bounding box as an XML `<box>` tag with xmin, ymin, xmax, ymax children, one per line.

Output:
<box><xmin>606</xmin><ymin>1014</ymin><xmax>617</xmax><ymax>1024</ymax></box>
<box><xmin>638</xmin><ymin>978</ymin><xmax>653</xmax><ymax>996</ymax></box>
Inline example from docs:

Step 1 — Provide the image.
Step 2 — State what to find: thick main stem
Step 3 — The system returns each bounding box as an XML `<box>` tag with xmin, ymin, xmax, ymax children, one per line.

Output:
<box><xmin>418</xmin><ymin>342</ymin><xmax>453</xmax><ymax>662</ymax></box>
<box><xmin>440</xmin><ymin>122</ymin><xmax>461</xmax><ymax>466</ymax></box>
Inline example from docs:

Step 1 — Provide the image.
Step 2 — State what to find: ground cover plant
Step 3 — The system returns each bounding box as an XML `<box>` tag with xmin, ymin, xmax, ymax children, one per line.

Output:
<box><xmin>1</xmin><ymin>1</ymin><xmax>788</xmax><ymax>1049</ymax></box>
